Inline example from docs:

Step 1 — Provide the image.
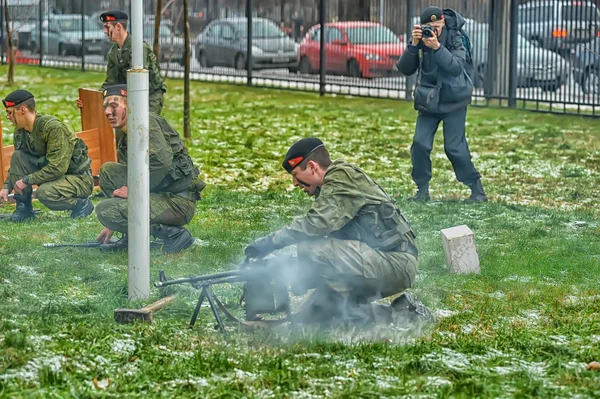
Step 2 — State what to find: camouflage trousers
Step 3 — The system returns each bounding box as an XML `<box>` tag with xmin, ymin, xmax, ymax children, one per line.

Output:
<box><xmin>95</xmin><ymin>162</ymin><xmax>196</xmax><ymax>233</ymax></box>
<box><xmin>150</xmin><ymin>92</ymin><xmax>164</xmax><ymax>115</ymax></box>
<box><xmin>6</xmin><ymin>150</ymin><xmax>93</xmax><ymax>210</ymax></box>
<box><xmin>281</xmin><ymin>238</ymin><xmax>418</xmax><ymax>325</ymax></box>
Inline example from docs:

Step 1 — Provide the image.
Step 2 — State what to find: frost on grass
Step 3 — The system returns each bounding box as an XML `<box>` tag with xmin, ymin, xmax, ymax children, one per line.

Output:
<box><xmin>112</xmin><ymin>338</ymin><xmax>136</xmax><ymax>355</ymax></box>
<box><xmin>0</xmin><ymin>353</ymin><xmax>67</xmax><ymax>386</ymax></box>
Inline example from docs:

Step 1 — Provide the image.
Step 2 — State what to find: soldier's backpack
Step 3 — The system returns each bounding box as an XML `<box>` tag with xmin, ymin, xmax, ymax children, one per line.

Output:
<box><xmin>458</xmin><ymin>28</ymin><xmax>475</xmax><ymax>82</ymax></box>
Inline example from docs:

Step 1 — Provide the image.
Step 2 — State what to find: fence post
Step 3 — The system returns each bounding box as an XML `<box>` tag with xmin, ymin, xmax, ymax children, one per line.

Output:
<box><xmin>246</xmin><ymin>0</ymin><xmax>253</xmax><ymax>86</ymax></box>
<box><xmin>38</xmin><ymin>0</ymin><xmax>43</xmax><ymax>67</ymax></box>
<box><xmin>81</xmin><ymin>3</ymin><xmax>86</xmax><ymax>72</ymax></box>
<box><xmin>319</xmin><ymin>0</ymin><xmax>326</xmax><ymax>96</ymax></box>
<box><xmin>404</xmin><ymin>0</ymin><xmax>415</xmax><ymax>101</ymax></box>
<box><xmin>0</xmin><ymin>0</ymin><xmax>4</xmax><ymax>65</ymax></box>
<box><xmin>508</xmin><ymin>0</ymin><xmax>518</xmax><ymax>108</ymax></box>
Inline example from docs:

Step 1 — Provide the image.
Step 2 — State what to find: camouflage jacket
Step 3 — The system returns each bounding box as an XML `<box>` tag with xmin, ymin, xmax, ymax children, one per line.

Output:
<box><xmin>2</xmin><ymin>114</ymin><xmax>92</xmax><ymax>191</ymax></box>
<box><xmin>101</xmin><ymin>34</ymin><xmax>167</xmax><ymax>97</ymax></box>
<box><xmin>272</xmin><ymin>160</ymin><xmax>416</xmax><ymax>252</ymax></box>
<box><xmin>114</xmin><ymin>114</ymin><xmax>205</xmax><ymax>197</ymax></box>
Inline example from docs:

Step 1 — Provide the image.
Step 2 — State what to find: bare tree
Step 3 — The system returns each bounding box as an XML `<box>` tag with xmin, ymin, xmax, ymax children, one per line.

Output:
<box><xmin>4</xmin><ymin>0</ymin><xmax>14</xmax><ymax>85</ymax></box>
<box><xmin>153</xmin><ymin>0</ymin><xmax>163</xmax><ymax>59</ymax></box>
<box><xmin>183</xmin><ymin>0</ymin><xmax>190</xmax><ymax>139</ymax></box>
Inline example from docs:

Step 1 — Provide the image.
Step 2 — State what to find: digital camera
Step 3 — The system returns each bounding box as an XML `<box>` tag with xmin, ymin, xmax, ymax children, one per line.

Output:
<box><xmin>421</xmin><ymin>25</ymin><xmax>435</xmax><ymax>38</ymax></box>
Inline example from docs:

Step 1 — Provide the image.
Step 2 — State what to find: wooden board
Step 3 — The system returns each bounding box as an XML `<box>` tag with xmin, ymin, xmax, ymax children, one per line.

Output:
<box><xmin>79</xmin><ymin>88</ymin><xmax>117</xmax><ymax>166</ymax></box>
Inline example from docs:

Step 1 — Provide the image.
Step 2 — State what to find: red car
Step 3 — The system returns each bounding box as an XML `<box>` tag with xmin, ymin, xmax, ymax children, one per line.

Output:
<box><xmin>298</xmin><ymin>21</ymin><xmax>405</xmax><ymax>78</ymax></box>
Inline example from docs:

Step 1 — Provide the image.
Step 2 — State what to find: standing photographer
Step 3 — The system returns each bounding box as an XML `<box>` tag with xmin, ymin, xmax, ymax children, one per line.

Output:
<box><xmin>397</xmin><ymin>7</ymin><xmax>487</xmax><ymax>202</ymax></box>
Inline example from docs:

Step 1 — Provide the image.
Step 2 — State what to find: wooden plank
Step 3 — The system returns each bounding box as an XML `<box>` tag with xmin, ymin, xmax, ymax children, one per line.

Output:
<box><xmin>79</xmin><ymin>88</ymin><xmax>116</xmax><ymax>166</ymax></box>
<box><xmin>2</xmin><ymin>145</ymin><xmax>14</xmax><ymax>185</ymax></box>
<box><xmin>76</xmin><ymin>128</ymin><xmax>101</xmax><ymax>177</ymax></box>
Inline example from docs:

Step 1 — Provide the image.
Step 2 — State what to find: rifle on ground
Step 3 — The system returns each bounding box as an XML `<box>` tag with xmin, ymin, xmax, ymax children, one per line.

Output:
<box><xmin>0</xmin><ymin>209</ymin><xmax>42</xmax><ymax>221</ymax></box>
<box><xmin>43</xmin><ymin>239</ymin><xmax>164</xmax><ymax>250</ymax></box>
<box><xmin>155</xmin><ymin>257</ymin><xmax>292</xmax><ymax>336</ymax></box>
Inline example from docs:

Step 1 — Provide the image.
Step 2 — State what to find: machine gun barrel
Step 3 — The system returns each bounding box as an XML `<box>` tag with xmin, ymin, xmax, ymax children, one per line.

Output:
<box><xmin>43</xmin><ymin>241</ymin><xmax>102</xmax><ymax>248</ymax></box>
<box><xmin>154</xmin><ymin>269</ymin><xmax>246</xmax><ymax>288</ymax></box>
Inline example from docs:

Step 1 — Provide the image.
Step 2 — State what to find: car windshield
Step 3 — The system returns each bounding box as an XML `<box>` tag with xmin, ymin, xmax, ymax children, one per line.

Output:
<box><xmin>344</xmin><ymin>26</ymin><xmax>400</xmax><ymax>45</ymax></box>
<box><xmin>562</xmin><ymin>4</ymin><xmax>599</xmax><ymax>21</ymax></box>
<box><xmin>236</xmin><ymin>21</ymin><xmax>285</xmax><ymax>38</ymax></box>
<box><xmin>56</xmin><ymin>17</ymin><xmax>96</xmax><ymax>31</ymax></box>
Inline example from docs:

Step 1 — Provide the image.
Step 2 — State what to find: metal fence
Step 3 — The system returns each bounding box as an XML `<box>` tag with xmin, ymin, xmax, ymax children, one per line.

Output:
<box><xmin>1</xmin><ymin>0</ymin><xmax>599</xmax><ymax>116</ymax></box>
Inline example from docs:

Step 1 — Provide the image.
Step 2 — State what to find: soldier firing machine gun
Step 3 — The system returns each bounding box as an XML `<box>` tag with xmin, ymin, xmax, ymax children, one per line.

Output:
<box><xmin>154</xmin><ymin>257</ymin><xmax>292</xmax><ymax>336</ymax></box>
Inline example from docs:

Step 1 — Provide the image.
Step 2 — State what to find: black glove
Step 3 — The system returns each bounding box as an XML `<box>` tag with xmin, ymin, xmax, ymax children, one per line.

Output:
<box><xmin>244</xmin><ymin>234</ymin><xmax>277</xmax><ymax>259</ymax></box>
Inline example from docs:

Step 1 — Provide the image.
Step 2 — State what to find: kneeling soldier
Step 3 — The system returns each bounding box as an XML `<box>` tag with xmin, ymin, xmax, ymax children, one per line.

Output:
<box><xmin>95</xmin><ymin>85</ymin><xmax>205</xmax><ymax>253</ymax></box>
<box><xmin>244</xmin><ymin>138</ymin><xmax>431</xmax><ymax>327</ymax></box>
<box><xmin>0</xmin><ymin>90</ymin><xmax>94</xmax><ymax>221</ymax></box>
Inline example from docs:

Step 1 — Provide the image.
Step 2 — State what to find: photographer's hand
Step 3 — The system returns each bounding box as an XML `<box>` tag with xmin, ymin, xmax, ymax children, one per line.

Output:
<box><xmin>422</xmin><ymin>31</ymin><xmax>441</xmax><ymax>50</ymax></box>
<box><xmin>411</xmin><ymin>25</ymin><xmax>422</xmax><ymax>46</ymax></box>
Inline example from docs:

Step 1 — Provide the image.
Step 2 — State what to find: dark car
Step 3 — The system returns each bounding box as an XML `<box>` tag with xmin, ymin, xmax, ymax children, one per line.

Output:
<box><xmin>573</xmin><ymin>37</ymin><xmax>599</xmax><ymax>94</ymax></box>
<box><xmin>519</xmin><ymin>0</ymin><xmax>600</xmax><ymax>55</ymax></box>
<box><xmin>51</xmin><ymin>14</ymin><xmax>110</xmax><ymax>57</ymax></box>
<box><xmin>196</xmin><ymin>17</ymin><xmax>299</xmax><ymax>71</ymax></box>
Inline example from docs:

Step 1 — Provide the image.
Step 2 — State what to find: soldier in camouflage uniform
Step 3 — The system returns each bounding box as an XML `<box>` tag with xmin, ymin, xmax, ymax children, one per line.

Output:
<box><xmin>0</xmin><ymin>90</ymin><xmax>94</xmax><ymax>221</ymax></box>
<box><xmin>75</xmin><ymin>11</ymin><xmax>166</xmax><ymax>115</ymax></box>
<box><xmin>95</xmin><ymin>85</ymin><xmax>205</xmax><ymax>254</ymax></box>
<box><xmin>244</xmin><ymin>138</ymin><xmax>431</xmax><ymax>327</ymax></box>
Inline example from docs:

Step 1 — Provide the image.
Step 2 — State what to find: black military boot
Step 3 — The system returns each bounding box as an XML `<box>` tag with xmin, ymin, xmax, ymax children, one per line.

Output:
<box><xmin>11</xmin><ymin>192</ymin><xmax>36</xmax><ymax>222</ymax></box>
<box><xmin>391</xmin><ymin>292</ymin><xmax>435</xmax><ymax>325</ymax></box>
<box><xmin>466</xmin><ymin>179</ymin><xmax>488</xmax><ymax>202</ymax></box>
<box><xmin>408</xmin><ymin>183</ymin><xmax>430</xmax><ymax>201</ymax></box>
<box><xmin>70</xmin><ymin>198</ymin><xmax>94</xmax><ymax>218</ymax></box>
<box><xmin>151</xmin><ymin>224</ymin><xmax>195</xmax><ymax>254</ymax></box>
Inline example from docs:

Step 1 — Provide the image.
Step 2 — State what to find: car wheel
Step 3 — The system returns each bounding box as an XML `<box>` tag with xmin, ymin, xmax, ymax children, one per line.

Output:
<box><xmin>298</xmin><ymin>56</ymin><xmax>312</xmax><ymax>74</ymax></box>
<box><xmin>198</xmin><ymin>50</ymin><xmax>209</xmax><ymax>68</ymax></box>
<box><xmin>346</xmin><ymin>59</ymin><xmax>362</xmax><ymax>78</ymax></box>
<box><xmin>582</xmin><ymin>69</ymin><xmax>599</xmax><ymax>95</ymax></box>
<box><xmin>234</xmin><ymin>53</ymin><xmax>246</xmax><ymax>70</ymax></box>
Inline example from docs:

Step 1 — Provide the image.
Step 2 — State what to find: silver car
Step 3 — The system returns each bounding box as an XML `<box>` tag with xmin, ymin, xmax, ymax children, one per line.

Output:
<box><xmin>465</xmin><ymin>19</ymin><xmax>569</xmax><ymax>91</ymax></box>
<box><xmin>196</xmin><ymin>17</ymin><xmax>299</xmax><ymax>71</ymax></box>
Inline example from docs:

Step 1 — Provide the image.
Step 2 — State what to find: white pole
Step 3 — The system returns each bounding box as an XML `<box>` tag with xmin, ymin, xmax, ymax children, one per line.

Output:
<box><xmin>127</xmin><ymin>0</ymin><xmax>150</xmax><ymax>301</ymax></box>
<box><xmin>380</xmin><ymin>0</ymin><xmax>384</xmax><ymax>23</ymax></box>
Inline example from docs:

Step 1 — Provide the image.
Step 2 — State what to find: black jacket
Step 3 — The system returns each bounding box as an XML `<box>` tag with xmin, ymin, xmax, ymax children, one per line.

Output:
<box><xmin>397</xmin><ymin>9</ymin><xmax>473</xmax><ymax>114</ymax></box>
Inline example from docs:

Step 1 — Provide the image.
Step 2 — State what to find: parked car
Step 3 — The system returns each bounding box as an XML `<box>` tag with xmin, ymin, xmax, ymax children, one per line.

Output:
<box><xmin>465</xmin><ymin>19</ymin><xmax>569</xmax><ymax>92</ymax></box>
<box><xmin>196</xmin><ymin>17</ymin><xmax>299</xmax><ymax>71</ymax></box>
<box><xmin>519</xmin><ymin>0</ymin><xmax>600</xmax><ymax>55</ymax></box>
<box><xmin>572</xmin><ymin>37</ymin><xmax>599</xmax><ymax>94</ymax></box>
<box><xmin>298</xmin><ymin>21</ymin><xmax>404</xmax><ymax>78</ymax></box>
<box><xmin>143</xmin><ymin>20</ymin><xmax>185</xmax><ymax>64</ymax></box>
<box><xmin>28</xmin><ymin>18</ymin><xmax>69</xmax><ymax>56</ymax></box>
<box><xmin>51</xmin><ymin>14</ymin><xmax>110</xmax><ymax>57</ymax></box>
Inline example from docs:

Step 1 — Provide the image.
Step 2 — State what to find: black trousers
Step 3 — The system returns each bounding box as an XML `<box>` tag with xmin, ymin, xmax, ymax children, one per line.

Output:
<box><xmin>411</xmin><ymin>107</ymin><xmax>481</xmax><ymax>186</ymax></box>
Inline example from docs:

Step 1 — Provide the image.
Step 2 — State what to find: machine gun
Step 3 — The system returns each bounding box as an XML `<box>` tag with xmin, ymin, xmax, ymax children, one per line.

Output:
<box><xmin>154</xmin><ymin>257</ymin><xmax>292</xmax><ymax>336</ymax></box>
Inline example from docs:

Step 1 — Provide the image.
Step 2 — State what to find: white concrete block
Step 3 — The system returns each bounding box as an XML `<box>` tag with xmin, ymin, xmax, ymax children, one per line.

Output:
<box><xmin>440</xmin><ymin>225</ymin><xmax>480</xmax><ymax>274</ymax></box>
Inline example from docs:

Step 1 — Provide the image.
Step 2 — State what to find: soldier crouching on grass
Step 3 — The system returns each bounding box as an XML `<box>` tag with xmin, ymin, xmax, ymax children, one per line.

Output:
<box><xmin>0</xmin><ymin>90</ymin><xmax>94</xmax><ymax>221</ymax></box>
<box><xmin>94</xmin><ymin>85</ymin><xmax>205</xmax><ymax>254</ymax></box>
<box><xmin>243</xmin><ymin>138</ymin><xmax>433</xmax><ymax>328</ymax></box>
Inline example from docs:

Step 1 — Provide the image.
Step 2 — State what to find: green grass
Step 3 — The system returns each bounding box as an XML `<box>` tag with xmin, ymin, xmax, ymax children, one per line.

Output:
<box><xmin>1</xmin><ymin>65</ymin><xmax>600</xmax><ymax>398</ymax></box>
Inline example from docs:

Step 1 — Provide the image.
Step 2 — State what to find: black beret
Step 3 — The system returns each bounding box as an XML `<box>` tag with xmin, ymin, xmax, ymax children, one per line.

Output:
<box><xmin>99</xmin><ymin>10</ymin><xmax>128</xmax><ymax>23</ymax></box>
<box><xmin>2</xmin><ymin>89</ymin><xmax>34</xmax><ymax>108</ymax></box>
<box><xmin>282</xmin><ymin>138</ymin><xmax>325</xmax><ymax>173</ymax></box>
<box><xmin>102</xmin><ymin>84</ymin><xmax>128</xmax><ymax>98</ymax></box>
<box><xmin>420</xmin><ymin>6</ymin><xmax>444</xmax><ymax>24</ymax></box>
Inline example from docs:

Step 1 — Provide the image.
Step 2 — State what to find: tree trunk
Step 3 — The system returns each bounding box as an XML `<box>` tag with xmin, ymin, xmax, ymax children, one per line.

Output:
<box><xmin>153</xmin><ymin>0</ymin><xmax>163</xmax><ymax>59</ymax></box>
<box><xmin>183</xmin><ymin>0</ymin><xmax>191</xmax><ymax>139</ymax></box>
<box><xmin>4</xmin><ymin>0</ymin><xmax>14</xmax><ymax>85</ymax></box>
<box><xmin>485</xmin><ymin>0</ymin><xmax>511</xmax><ymax>99</ymax></box>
